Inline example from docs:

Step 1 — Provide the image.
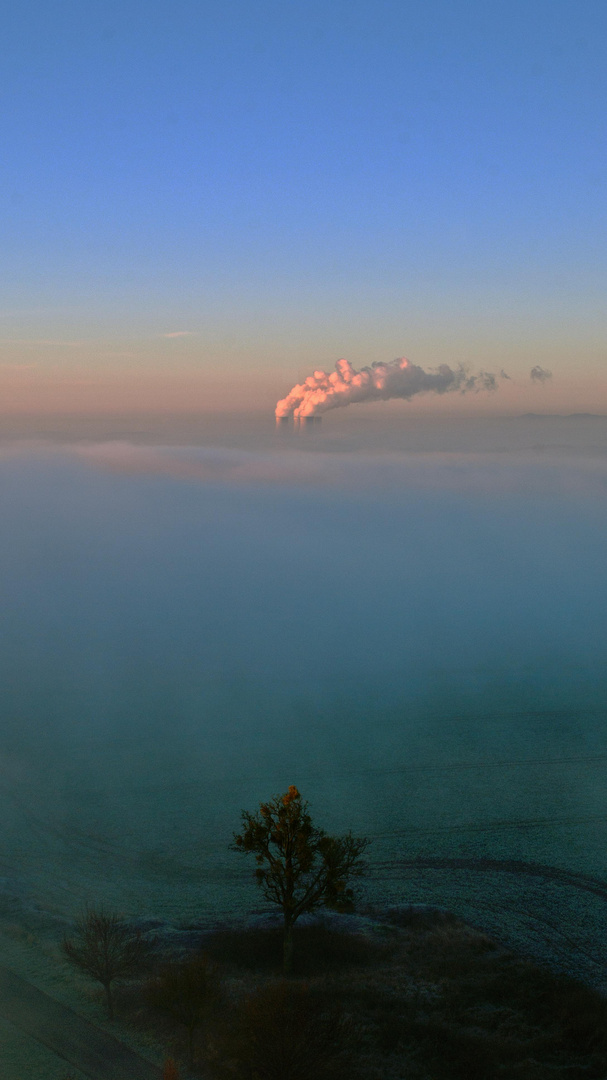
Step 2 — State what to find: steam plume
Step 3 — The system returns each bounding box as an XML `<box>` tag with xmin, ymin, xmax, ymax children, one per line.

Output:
<box><xmin>275</xmin><ymin>357</ymin><xmax>499</xmax><ymax>419</ymax></box>
<box><xmin>530</xmin><ymin>365</ymin><xmax>552</xmax><ymax>383</ymax></box>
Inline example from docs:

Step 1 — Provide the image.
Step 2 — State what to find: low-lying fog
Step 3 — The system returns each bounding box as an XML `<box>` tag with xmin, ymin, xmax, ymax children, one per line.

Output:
<box><xmin>1</xmin><ymin>410</ymin><xmax>606</xmax><ymax>975</ymax></box>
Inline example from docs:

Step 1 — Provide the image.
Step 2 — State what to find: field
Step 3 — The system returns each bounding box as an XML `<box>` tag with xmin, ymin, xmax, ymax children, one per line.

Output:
<box><xmin>1</xmin><ymin>413</ymin><xmax>607</xmax><ymax>1073</ymax></box>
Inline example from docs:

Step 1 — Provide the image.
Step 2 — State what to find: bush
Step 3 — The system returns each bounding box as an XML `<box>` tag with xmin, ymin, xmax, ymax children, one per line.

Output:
<box><xmin>147</xmin><ymin>955</ymin><xmax>220</xmax><ymax>1066</ymax></box>
<box><xmin>203</xmin><ymin>922</ymin><xmax>387</xmax><ymax>975</ymax></box>
<box><xmin>217</xmin><ymin>981</ymin><xmax>353</xmax><ymax>1080</ymax></box>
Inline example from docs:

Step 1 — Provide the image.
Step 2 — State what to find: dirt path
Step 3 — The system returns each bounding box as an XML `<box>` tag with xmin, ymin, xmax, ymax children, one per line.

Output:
<box><xmin>0</xmin><ymin>963</ymin><xmax>161</xmax><ymax>1079</ymax></box>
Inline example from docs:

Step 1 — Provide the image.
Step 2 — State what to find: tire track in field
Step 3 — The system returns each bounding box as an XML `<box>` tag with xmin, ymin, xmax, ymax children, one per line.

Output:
<box><xmin>381</xmin><ymin>856</ymin><xmax>607</xmax><ymax>899</ymax></box>
<box><xmin>371</xmin><ymin>855</ymin><xmax>607</xmax><ymax>977</ymax></box>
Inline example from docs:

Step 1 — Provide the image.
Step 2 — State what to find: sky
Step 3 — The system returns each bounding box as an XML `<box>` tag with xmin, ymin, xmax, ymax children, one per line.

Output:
<box><xmin>1</xmin><ymin>0</ymin><xmax>605</xmax><ymax>414</ymax></box>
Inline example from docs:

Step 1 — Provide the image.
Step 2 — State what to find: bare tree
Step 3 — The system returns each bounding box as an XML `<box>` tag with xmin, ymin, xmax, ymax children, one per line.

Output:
<box><xmin>233</xmin><ymin>785</ymin><xmax>369</xmax><ymax>973</ymax></box>
<box><xmin>147</xmin><ymin>956</ymin><xmax>220</xmax><ymax>1066</ymax></box>
<box><xmin>62</xmin><ymin>907</ymin><xmax>149</xmax><ymax>1019</ymax></box>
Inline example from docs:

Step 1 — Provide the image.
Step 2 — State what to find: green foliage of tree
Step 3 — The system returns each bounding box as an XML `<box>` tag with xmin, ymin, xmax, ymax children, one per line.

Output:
<box><xmin>147</xmin><ymin>956</ymin><xmax>220</xmax><ymax>1066</ymax></box>
<box><xmin>233</xmin><ymin>785</ymin><xmax>369</xmax><ymax>973</ymax></box>
<box><xmin>62</xmin><ymin>907</ymin><xmax>149</xmax><ymax>1019</ymax></box>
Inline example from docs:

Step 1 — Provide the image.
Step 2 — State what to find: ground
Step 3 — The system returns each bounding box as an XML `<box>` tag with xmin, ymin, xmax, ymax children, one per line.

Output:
<box><xmin>3</xmin><ymin>906</ymin><xmax>607</xmax><ymax>1078</ymax></box>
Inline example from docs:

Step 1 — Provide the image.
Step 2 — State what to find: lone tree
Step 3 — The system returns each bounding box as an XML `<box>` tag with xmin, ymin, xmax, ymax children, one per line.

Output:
<box><xmin>62</xmin><ymin>907</ymin><xmax>149</xmax><ymax>1019</ymax></box>
<box><xmin>233</xmin><ymin>785</ymin><xmax>369</xmax><ymax>973</ymax></box>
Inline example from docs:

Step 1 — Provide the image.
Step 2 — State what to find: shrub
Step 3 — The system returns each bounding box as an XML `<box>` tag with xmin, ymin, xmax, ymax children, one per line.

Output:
<box><xmin>219</xmin><ymin>980</ymin><xmax>353</xmax><ymax>1080</ymax></box>
<box><xmin>147</xmin><ymin>955</ymin><xmax>220</xmax><ymax>1066</ymax></box>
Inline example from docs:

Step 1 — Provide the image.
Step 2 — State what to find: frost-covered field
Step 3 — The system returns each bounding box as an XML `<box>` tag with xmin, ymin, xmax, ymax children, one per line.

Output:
<box><xmin>1</xmin><ymin>412</ymin><xmax>607</xmax><ymax>1071</ymax></box>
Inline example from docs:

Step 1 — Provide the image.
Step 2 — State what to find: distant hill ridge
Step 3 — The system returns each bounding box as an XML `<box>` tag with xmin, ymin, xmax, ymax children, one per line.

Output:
<box><xmin>519</xmin><ymin>412</ymin><xmax>607</xmax><ymax>419</ymax></box>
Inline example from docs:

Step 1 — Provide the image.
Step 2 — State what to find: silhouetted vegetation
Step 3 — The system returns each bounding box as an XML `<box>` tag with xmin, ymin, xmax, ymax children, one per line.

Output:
<box><xmin>202</xmin><ymin>919</ymin><xmax>389</xmax><ymax>975</ymax></box>
<box><xmin>233</xmin><ymin>785</ymin><xmax>369</xmax><ymax>973</ymax></box>
<box><xmin>62</xmin><ymin>907</ymin><xmax>150</xmax><ymax>1019</ymax></box>
<box><xmin>340</xmin><ymin>909</ymin><xmax>607</xmax><ymax>1079</ymax></box>
<box><xmin>146</xmin><ymin>956</ymin><xmax>220</xmax><ymax>1066</ymax></box>
<box><xmin>55</xmin><ymin>905</ymin><xmax>607</xmax><ymax>1078</ymax></box>
<box><xmin>216</xmin><ymin>980</ymin><xmax>353</xmax><ymax>1080</ymax></box>
<box><xmin>53</xmin><ymin>798</ymin><xmax>607</xmax><ymax>1079</ymax></box>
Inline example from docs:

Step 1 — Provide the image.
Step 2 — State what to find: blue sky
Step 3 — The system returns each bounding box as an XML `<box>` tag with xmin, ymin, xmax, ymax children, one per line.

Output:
<box><xmin>1</xmin><ymin>0</ymin><xmax>605</xmax><ymax>411</ymax></box>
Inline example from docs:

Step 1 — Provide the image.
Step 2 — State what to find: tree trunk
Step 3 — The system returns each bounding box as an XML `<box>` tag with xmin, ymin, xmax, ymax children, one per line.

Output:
<box><xmin>283</xmin><ymin>916</ymin><xmax>294</xmax><ymax>975</ymax></box>
<box><xmin>188</xmin><ymin>1026</ymin><xmax>194</xmax><ymax>1068</ymax></box>
<box><xmin>104</xmin><ymin>981</ymin><xmax>114</xmax><ymax>1020</ymax></box>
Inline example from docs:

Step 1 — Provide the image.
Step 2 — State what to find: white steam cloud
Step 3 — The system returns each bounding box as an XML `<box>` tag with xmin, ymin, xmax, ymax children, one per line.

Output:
<box><xmin>275</xmin><ymin>357</ymin><xmax>499</xmax><ymax>419</ymax></box>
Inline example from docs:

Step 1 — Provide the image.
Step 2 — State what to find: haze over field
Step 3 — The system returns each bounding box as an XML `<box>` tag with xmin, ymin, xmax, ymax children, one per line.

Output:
<box><xmin>0</xmin><ymin>414</ymin><xmax>606</xmax><ymax>969</ymax></box>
